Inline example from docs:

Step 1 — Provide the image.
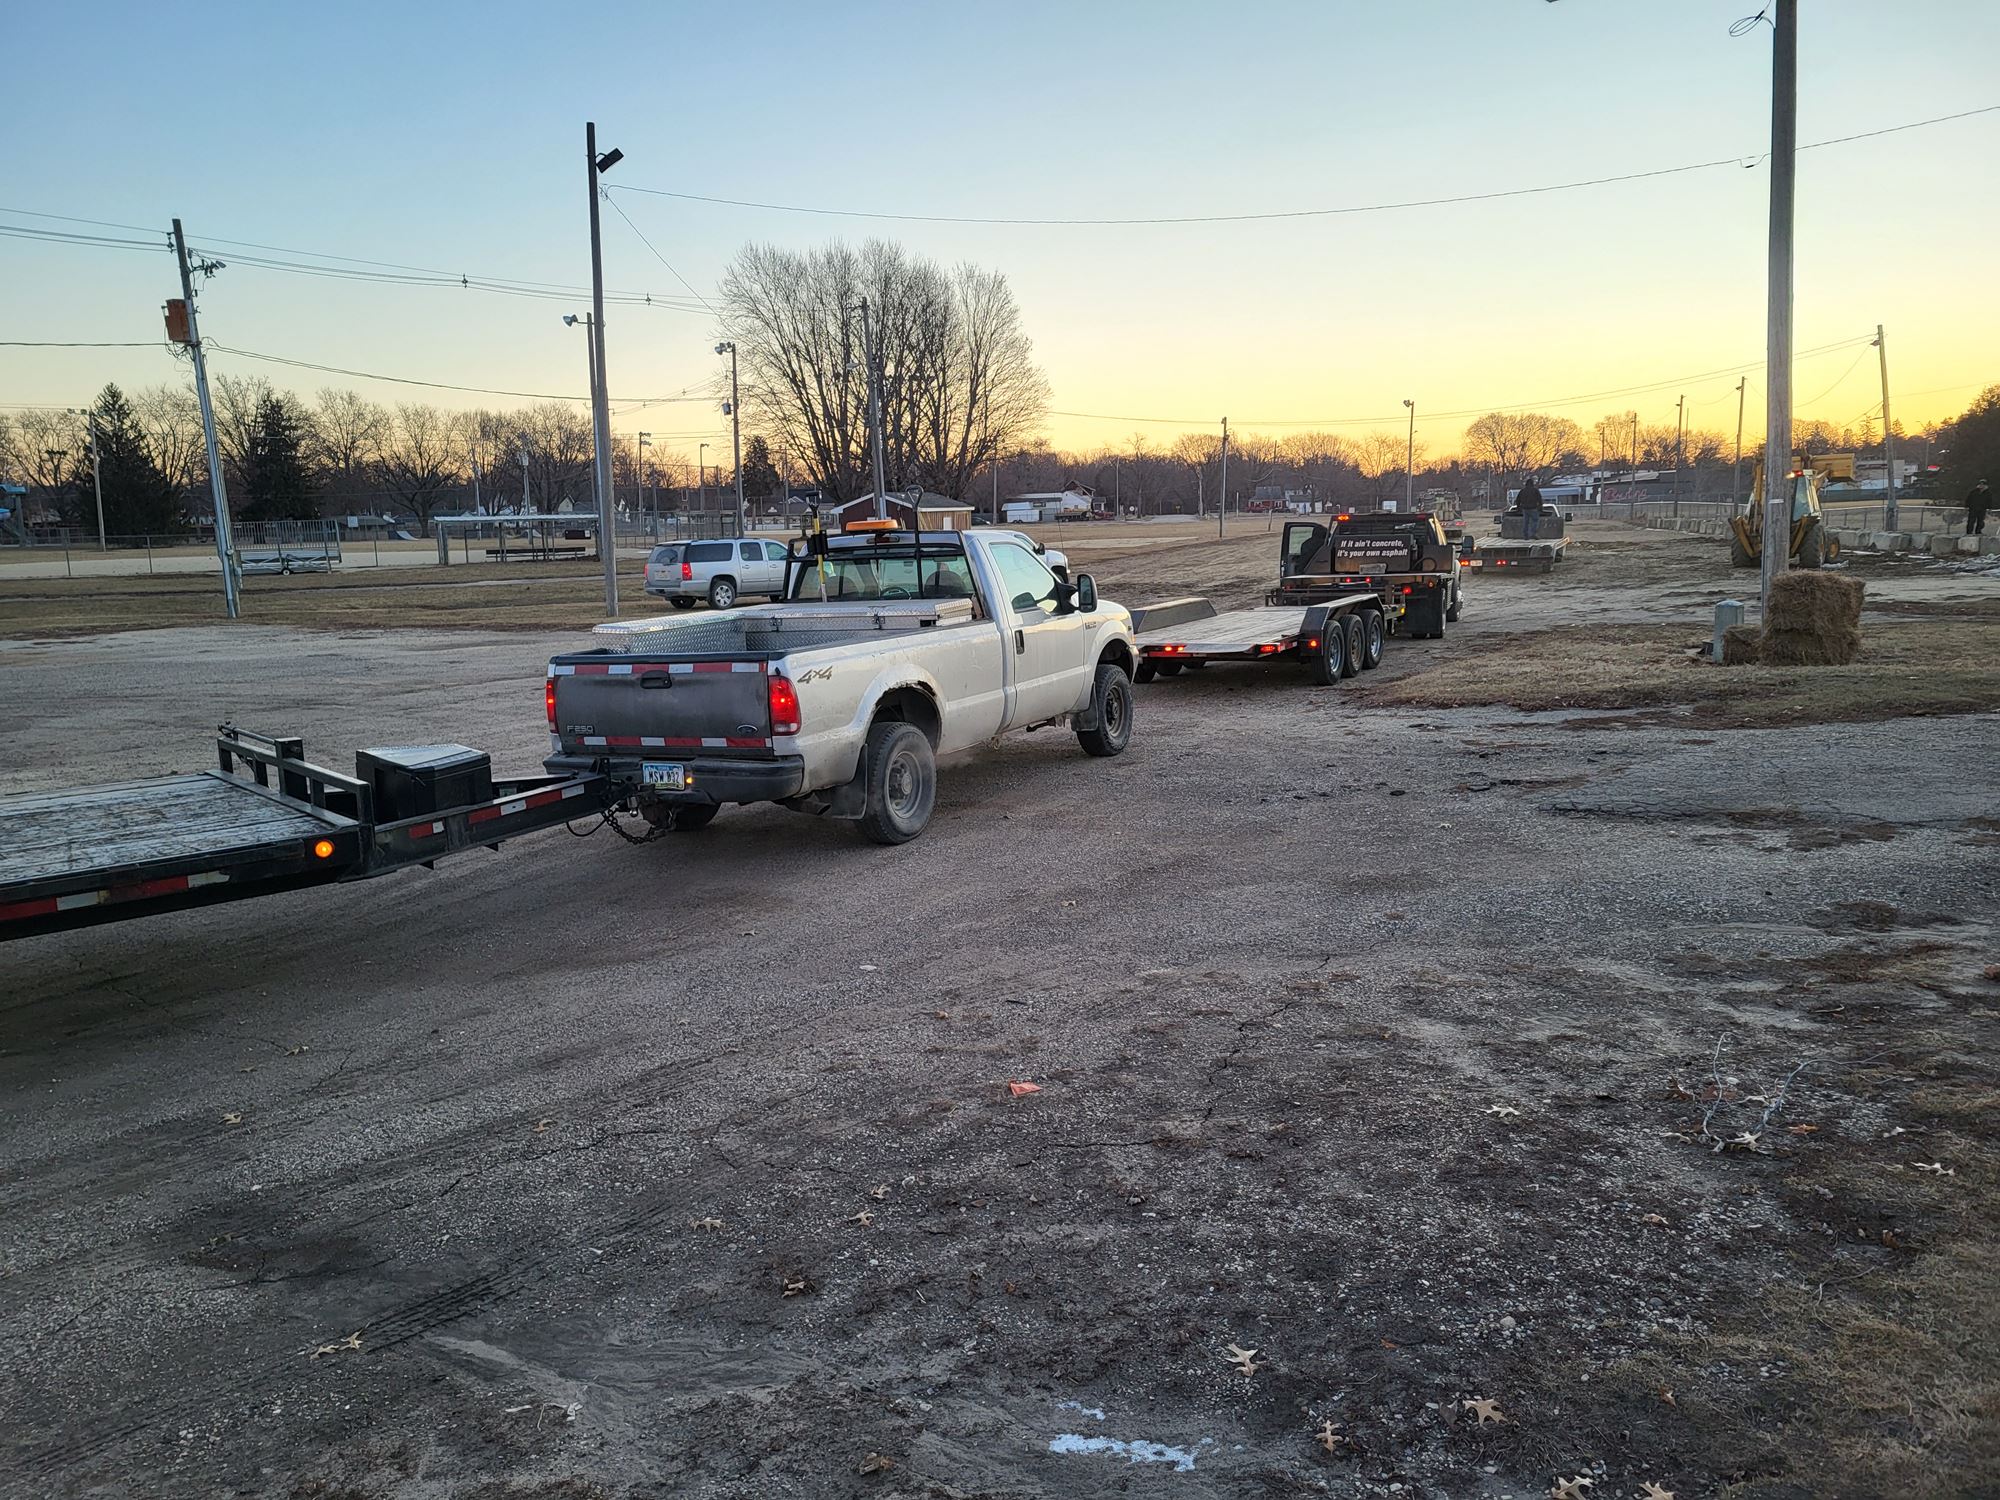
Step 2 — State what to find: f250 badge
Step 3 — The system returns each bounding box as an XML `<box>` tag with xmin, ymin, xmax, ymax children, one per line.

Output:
<box><xmin>795</xmin><ymin>665</ymin><xmax>836</xmax><ymax>684</ymax></box>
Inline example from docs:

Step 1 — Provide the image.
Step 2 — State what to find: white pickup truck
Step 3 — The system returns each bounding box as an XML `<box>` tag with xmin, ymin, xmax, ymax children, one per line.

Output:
<box><xmin>544</xmin><ymin>525</ymin><xmax>1138</xmax><ymax>843</ymax></box>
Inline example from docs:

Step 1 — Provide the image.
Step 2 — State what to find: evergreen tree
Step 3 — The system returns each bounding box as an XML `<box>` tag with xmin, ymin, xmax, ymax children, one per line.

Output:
<box><xmin>82</xmin><ymin>384</ymin><xmax>183</xmax><ymax>536</ymax></box>
<box><xmin>739</xmin><ymin>435</ymin><xmax>782</xmax><ymax>500</ymax></box>
<box><xmin>241</xmin><ymin>393</ymin><xmax>319</xmax><ymax>522</ymax></box>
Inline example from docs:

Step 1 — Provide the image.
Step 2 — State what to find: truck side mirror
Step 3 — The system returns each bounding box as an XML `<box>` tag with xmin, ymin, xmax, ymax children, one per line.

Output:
<box><xmin>1074</xmin><ymin>573</ymin><xmax>1097</xmax><ymax>612</ymax></box>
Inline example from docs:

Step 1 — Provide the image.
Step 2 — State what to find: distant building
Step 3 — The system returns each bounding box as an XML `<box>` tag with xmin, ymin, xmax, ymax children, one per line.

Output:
<box><xmin>1004</xmin><ymin>482</ymin><xmax>1098</xmax><ymax>522</ymax></box>
<box><xmin>831</xmin><ymin>492</ymin><xmax>976</xmax><ymax>531</ymax></box>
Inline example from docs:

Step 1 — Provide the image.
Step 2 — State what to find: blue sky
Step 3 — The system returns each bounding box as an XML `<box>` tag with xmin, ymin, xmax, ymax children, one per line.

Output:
<box><xmin>4</xmin><ymin>0</ymin><xmax>1996</xmax><ymax>460</ymax></box>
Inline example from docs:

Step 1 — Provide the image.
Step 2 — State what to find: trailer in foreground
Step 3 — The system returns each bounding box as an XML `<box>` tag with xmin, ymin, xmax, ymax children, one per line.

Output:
<box><xmin>1135</xmin><ymin>592</ymin><xmax>1393</xmax><ymax>686</ymax></box>
<box><xmin>0</xmin><ymin>726</ymin><xmax>609</xmax><ymax>942</ymax></box>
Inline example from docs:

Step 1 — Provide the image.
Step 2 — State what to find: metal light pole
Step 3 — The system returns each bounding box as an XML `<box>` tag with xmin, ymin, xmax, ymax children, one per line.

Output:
<box><xmin>1733</xmin><ymin>376</ymin><xmax>1747</xmax><ymax>504</ymax></box>
<box><xmin>1874</xmin><ymin>325</ymin><xmax>1899</xmax><ymax>532</ymax></box>
<box><xmin>636</xmin><ymin>432</ymin><xmax>651</xmax><ymax>533</ymax></box>
<box><xmin>858</xmin><ymin>296</ymin><xmax>889</xmax><ymax>519</ymax></box>
<box><xmin>1630</xmin><ymin>413</ymin><xmax>1640</xmax><ymax>474</ymax></box>
<box><xmin>70</xmin><ymin>408</ymin><xmax>106</xmax><ymax>550</ymax></box>
<box><xmin>1402</xmin><ymin>399</ymin><xmax>1416</xmax><ymax>511</ymax></box>
<box><xmin>1674</xmin><ymin>394</ymin><xmax>1686</xmax><ymax>513</ymax></box>
<box><xmin>171</xmin><ymin>218</ymin><xmax>240</xmax><ymax>618</ymax></box>
<box><xmin>584</xmin><ymin>122</ymin><xmax>623</xmax><ymax>614</ymax></box>
<box><xmin>715</xmin><ymin>342</ymin><xmax>744</xmax><ymax>531</ymax></box>
<box><xmin>1216</xmin><ymin>417</ymin><xmax>1230</xmax><ymax>541</ymax></box>
<box><xmin>1760</xmin><ymin>2</ymin><xmax>1798</xmax><ymax>612</ymax></box>
<box><xmin>699</xmin><ymin>444</ymin><xmax>709</xmax><ymax>515</ymax></box>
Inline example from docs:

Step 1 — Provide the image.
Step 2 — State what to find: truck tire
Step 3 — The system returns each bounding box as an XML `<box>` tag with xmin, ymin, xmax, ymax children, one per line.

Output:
<box><xmin>1308</xmin><ymin>624</ymin><xmax>1343</xmax><ymax>686</ymax></box>
<box><xmin>708</xmin><ymin>577</ymin><xmax>738</xmax><ymax>609</ymax></box>
<box><xmin>670</xmin><ymin>597</ymin><xmax>698</xmax><ymax>611</ymax></box>
<box><xmin>1359</xmin><ymin>608</ymin><xmax>1385</xmax><ymax>670</ymax></box>
<box><xmin>1445</xmin><ymin>585</ymin><xmax>1462</xmax><ymax>623</ymax></box>
<box><xmin>1798</xmin><ymin>525</ymin><xmax>1825</xmax><ymax>570</ymax></box>
<box><xmin>858</xmin><ymin>720</ymin><xmax>936</xmax><ymax>845</ymax></box>
<box><xmin>1339</xmin><ymin>614</ymin><xmax>1366</xmax><ymax>678</ymax></box>
<box><xmin>641</xmin><ymin>800</ymin><xmax>718</xmax><ymax>831</ymax></box>
<box><xmin>1076</xmin><ymin>663</ymin><xmax>1133</xmax><ymax>757</ymax></box>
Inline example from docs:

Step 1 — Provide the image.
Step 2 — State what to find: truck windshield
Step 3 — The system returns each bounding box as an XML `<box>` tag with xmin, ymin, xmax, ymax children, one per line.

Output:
<box><xmin>788</xmin><ymin>547</ymin><xmax>977</xmax><ymax>602</ymax></box>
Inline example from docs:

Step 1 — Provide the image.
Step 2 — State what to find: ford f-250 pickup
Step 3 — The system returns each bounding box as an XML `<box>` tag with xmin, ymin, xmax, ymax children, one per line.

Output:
<box><xmin>544</xmin><ymin>524</ymin><xmax>1138</xmax><ymax>844</ymax></box>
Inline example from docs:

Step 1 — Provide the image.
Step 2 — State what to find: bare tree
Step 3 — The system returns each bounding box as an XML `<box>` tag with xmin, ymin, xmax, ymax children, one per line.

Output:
<box><xmin>378</xmin><ymin>404</ymin><xmax>467</xmax><ymax>534</ymax></box>
<box><xmin>310</xmin><ymin>388</ymin><xmax>389</xmax><ymax>512</ymax></box>
<box><xmin>210</xmin><ymin>373</ymin><xmax>274</xmax><ymax>490</ymax></box>
<box><xmin>131</xmin><ymin>385</ymin><xmax>206</xmax><ymax>499</ymax></box>
<box><xmin>720</xmin><ymin>239</ymin><xmax>1047</xmax><ymax>504</ymax></box>
<box><xmin>1462</xmin><ymin>411</ymin><xmax>1585</xmax><ymax>477</ymax></box>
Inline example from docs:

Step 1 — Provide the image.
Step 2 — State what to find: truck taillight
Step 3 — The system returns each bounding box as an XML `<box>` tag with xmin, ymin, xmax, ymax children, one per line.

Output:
<box><xmin>545</xmin><ymin>677</ymin><xmax>557</xmax><ymax>729</ymax></box>
<box><xmin>681</xmin><ymin>561</ymin><xmax>693</xmax><ymax>581</ymax></box>
<box><xmin>768</xmin><ymin>675</ymin><xmax>801</xmax><ymax>736</ymax></box>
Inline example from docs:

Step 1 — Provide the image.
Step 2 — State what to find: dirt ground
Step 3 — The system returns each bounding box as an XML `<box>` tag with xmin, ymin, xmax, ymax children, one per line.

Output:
<box><xmin>2</xmin><ymin>521</ymin><xmax>1997</xmax><ymax>1500</ymax></box>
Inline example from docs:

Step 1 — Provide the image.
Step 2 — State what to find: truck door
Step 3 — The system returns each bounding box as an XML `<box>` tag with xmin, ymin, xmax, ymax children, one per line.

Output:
<box><xmin>987</xmin><ymin>541</ymin><xmax>1089</xmax><ymax>724</ymax></box>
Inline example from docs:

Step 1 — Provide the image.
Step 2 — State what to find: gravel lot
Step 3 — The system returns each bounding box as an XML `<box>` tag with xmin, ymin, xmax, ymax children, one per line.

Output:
<box><xmin>2</xmin><ymin>532</ymin><xmax>1996</xmax><ymax>1500</ymax></box>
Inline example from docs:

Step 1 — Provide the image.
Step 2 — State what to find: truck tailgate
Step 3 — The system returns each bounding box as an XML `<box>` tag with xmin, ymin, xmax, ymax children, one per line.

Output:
<box><xmin>550</xmin><ymin>656</ymin><xmax>775</xmax><ymax>757</ymax></box>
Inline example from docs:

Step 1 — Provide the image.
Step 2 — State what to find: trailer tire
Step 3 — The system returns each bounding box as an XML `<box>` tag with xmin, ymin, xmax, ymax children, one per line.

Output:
<box><xmin>1339</xmin><ymin>614</ymin><xmax>1366</xmax><ymax>678</ymax></box>
<box><xmin>708</xmin><ymin>577</ymin><xmax>739</xmax><ymax>609</ymax></box>
<box><xmin>1076</xmin><ymin>663</ymin><xmax>1134</xmax><ymax>758</ymax></box>
<box><xmin>1134</xmin><ymin>661</ymin><xmax>1157</xmax><ymax>684</ymax></box>
<box><xmin>858</xmin><ymin>720</ymin><xmax>936</xmax><ymax>845</ymax></box>
<box><xmin>1155</xmin><ymin>661</ymin><xmax>1183</xmax><ymax>677</ymax></box>
<box><xmin>1308</xmin><ymin>625</ymin><xmax>1343</xmax><ymax>686</ymax></box>
<box><xmin>641</xmin><ymin>800</ymin><xmax>719</xmax><ymax>831</ymax></box>
<box><xmin>1359</xmin><ymin>608</ymin><xmax>1385</xmax><ymax>670</ymax></box>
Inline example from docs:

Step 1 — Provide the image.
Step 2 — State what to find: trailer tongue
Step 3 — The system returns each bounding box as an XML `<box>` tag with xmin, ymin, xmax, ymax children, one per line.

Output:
<box><xmin>0</xmin><ymin>726</ymin><xmax>609</xmax><ymax>942</ymax></box>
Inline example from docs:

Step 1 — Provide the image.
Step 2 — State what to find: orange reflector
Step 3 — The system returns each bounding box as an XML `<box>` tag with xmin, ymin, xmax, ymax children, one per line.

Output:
<box><xmin>312</xmin><ymin>839</ymin><xmax>336</xmax><ymax>860</ymax></box>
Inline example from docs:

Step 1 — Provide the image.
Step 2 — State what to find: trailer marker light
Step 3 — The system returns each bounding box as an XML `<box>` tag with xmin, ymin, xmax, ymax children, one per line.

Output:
<box><xmin>768</xmin><ymin>674</ymin><xmax>802</xmax><ymax>736</ymax></box>
<box><xmin>313</xmin><ymin>839</ymin><xmax>336</xmax><ymax>860</ymax></box>
<box><xmin>1305</xmin><ymin>637</ymin><xmax>1319</xmax><ymax>648</ymax></box>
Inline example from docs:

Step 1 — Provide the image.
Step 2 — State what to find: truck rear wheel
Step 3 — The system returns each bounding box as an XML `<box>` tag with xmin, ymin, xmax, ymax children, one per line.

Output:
<box><xmin>858</xmin><ymin>720</ymin><xmax>936</xmax><ymax>845</ymax></box>
<box><xmin>1134</xmin><ymin>661</ymin><xmax>1157</xmax><ymax>684</ymax></box>
<box><xmin>708</xmin><ymin>577</ymin><xmax>738</xmax><ymax>609</ymax></box>
<box><xmin>1445</xmin><ymin>585</ymin><xmax>1462</xmax><ymax>624</ymax></box>
<box><xmin>670</xmin><ymin>598</ymin><xmax>698</xmax><ymax>611</ymax></box>
<box><xmin>1076</xmin><ymin>663</ymin><xmax>1133</xmax><ymax>757</ymax></box>
<box><xmin>1359</xmin><ymin>609</ymin><xmax>1385</xmax><ymax>670</ymax></box>
<box><xmin>1339</xmin><ymin>614</ymin><xmax>1366</xmax><ymax>678</ymax></box>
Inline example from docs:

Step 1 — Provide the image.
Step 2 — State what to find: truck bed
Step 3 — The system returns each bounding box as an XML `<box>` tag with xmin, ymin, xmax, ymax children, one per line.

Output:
<box><xmin>592</xmin><ymin>599</ymin><xmax>976</xmax><ymax>657</ymax></box>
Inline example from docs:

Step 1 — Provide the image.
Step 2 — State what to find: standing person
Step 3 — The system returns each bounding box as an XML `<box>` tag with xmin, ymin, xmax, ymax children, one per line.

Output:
<box><xmin>1518</xmin><ymin>474</ymin><xmax>1544</xmax><ymax>539</ymax></box>
<box><xmin>1967</xmin><ymin>480</ymin><xmax>1992</xmax><ymax>536</ymax></box>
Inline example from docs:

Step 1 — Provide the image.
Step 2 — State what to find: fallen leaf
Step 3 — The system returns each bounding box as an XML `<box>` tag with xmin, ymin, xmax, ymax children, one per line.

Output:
<box><xmin>1658</xmin><ymin>1385</ymin><xmax>1676</xmax><ymax>1407</ymax></box>
<box><xmin>846</xmin><ymin>1210</ymin><xmax>876</xmax><ymax>1228</ymax></box>
<box><xmin>857</xmin><ymin>1453</ymin><xmax>894</xmax><ymax>1475</ymax></box>
<box><xmin>1912</xmin><ymin>1162</ymin><xmax>1956</xmax><ymax>1176</ymax></box>
<box><xmin>1314</xmin><ymin>1417</ymin><xmax>1343</xmax><ymax>1452</ymax></box>
<box><xmin>221</xmin><ymin>1113</ymin><xmax>243</xmax><ymax>1126</ymax></box>
<box><xmin>869</xmin><ymin>1183</ymin><xmax>891</xmax><ymax>1201</ymax></box>
<box><xmin>1380</xmin><ymin>1337</ymin><xmax>1398</xmax><ymax>1349</ymax></box>
<box><xmin>691</xmin><ymin>1216</ymin><xmax>724</xmax><ymax>1232</ymax></box>
<box><xmin>1223</xmin><ymin>1342</ymin><xmax>1261</xmax><ymax>1376</ymax></box>
<box><xmin>1640</xmin><ymin>1213</ymin><xmax>1670</xmax><ymax>1227</ymax></box>
<box><xmin>1461</xmin><ymin>1396</ymin><xmax>1505</xmax><ymax>1426</ymax></box>
<box><xmin>1787</xmin><ymin>1123</ymin><xmax>1820</xmax><ymax>1134</ymax></box>
<box><xmin>932</xmin><ymin>1010</ymin><xmax>950</xmax><ymax>1020</ymax></box>
<box><xmin>1485</xmin><ymin>1104</ymin><xmax>1520</xmax><ymax>1119</ymax></box>
<box><xmin>311</xmin><ymin>1332</ymin><xmax>362</xmax><ymax>1359</ymax></box>
<box><xmin>1006</xmin><ymin>1080</ymin><xmax>1042</xmax><ymax>1098</ymax></box>
<box><xmin>285</xmin><ymin>1045</ymin><xmax>309</xmax><ymax>1056</ymax></box>
<box><xmin>782</xmin><ymin>1276</ymin><xmax>810</xmax><ymax>1297</ymax></box>
<box><xmin>1639</xmin><ymin>1484</ymin><xmax>1676</xmax><ymax>1500</ymax></box>
<box><xmin>1549</xmin><ymin>1478</ymin><xmax>1595</xmax><ymax>1500</ymax></box>
<box><xmin>534</xmin><ymin>1119</ymin><xmax>552</xmax><ymax>1134</ymax></box>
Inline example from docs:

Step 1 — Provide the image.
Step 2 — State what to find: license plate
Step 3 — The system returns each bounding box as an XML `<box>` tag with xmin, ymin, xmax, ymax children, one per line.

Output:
<box><xmin>641</xmin><ymin>762</ymin><xmax>686</xmax><ymax>790</ymax></box>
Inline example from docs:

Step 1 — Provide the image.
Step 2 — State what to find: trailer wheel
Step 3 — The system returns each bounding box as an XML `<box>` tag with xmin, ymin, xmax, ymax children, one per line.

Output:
<box><xmin>1339</xmin><ymin>614</ymin><xmax>1366</xmax><ymax>678</ymax></box>
<box><xmin>1134</xmin><ymin>661</ymin><xmax>1157</xmax><ymax>684</ymax></box>
<box><xmin>1076</xmin><ymin>663</ymin><xmax>1134</xmax><ymax>758</ymax></box>
<box><xmin>1155</xmin><ymin>661</ymin><xmax>1183</xmax><ymax>677</ymax></box>
<box><xmin>641</xmin><ymin>800</ymin><xmax>719</xmax><ymax>831</ymax></box>
<box><xmin>1308</xmin><ymin>624</ymin><xmax>1343</xmax><ymax>686</ymax></box>
<box><xmin>858</xmin><ymin>720</ymin><xmax>936</xmax><ymax>845</ymax></box>
<box><xmin>1359</xmin><ymin>609</ymin><xmax>1385</xmax><ymax>670</ymax></box>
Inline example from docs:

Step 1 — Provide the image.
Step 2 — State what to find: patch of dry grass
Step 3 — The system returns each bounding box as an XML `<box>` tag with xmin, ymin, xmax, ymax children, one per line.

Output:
<box><xmin>1354</xmin><ymin>621</ymin><xmax>2000</xmax><ymax>727</ymax></box>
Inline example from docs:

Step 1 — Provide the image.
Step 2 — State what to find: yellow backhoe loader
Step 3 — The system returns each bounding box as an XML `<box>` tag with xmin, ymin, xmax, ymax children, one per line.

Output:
<box><xmin>1730</xmin><ymin>457</ymin><xmax>1842</xmax><ymax>569</ymax></box>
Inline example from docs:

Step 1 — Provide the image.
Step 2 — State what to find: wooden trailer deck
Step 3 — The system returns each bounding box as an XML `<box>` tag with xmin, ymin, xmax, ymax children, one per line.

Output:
<box><xmin>1135</xmin><ymin>605</ymin><xmax>1312</xmax><ymax>655</ymax></box>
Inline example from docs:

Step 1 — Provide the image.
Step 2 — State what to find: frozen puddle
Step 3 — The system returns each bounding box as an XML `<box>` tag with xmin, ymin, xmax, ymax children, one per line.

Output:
<box><xmin>1049</xmin><ymin>1415</ymin><xmax>1215</xmax><ymax>1472</ymax></box>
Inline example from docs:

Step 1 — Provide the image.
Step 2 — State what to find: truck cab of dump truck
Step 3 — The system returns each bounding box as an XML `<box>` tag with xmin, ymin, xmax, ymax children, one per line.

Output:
<box><xmin>1273</xmin><ymin>511</ymin><xmax>1461</xmax><ymax>638</ymax></box>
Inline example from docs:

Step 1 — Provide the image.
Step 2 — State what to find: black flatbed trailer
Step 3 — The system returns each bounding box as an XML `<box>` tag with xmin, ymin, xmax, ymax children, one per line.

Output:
<box><xmin>0</xmin><ymin>726</ymin><xmax>611</xmax><ymax>942</ymax></box>
<box><xmin>1135</xmin><ymin>592</ymin><xmax>1393</xmax><ymax>686</ymax></box>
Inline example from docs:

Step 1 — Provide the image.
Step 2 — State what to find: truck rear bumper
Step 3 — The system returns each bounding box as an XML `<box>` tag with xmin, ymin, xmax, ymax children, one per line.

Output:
<box><xmin>542</xmin><ymin>752</ymin><xmax>805</xmax><ymax>806</ymax></box>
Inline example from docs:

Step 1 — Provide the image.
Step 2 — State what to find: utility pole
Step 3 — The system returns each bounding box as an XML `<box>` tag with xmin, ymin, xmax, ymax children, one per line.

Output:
<box><xmin>716</xmin><ymin>343</ymin><xmax>744</xmax><ymax>530</ymax></box>
<box><xmin>171</xmin><ymin>219</ymin><xmax>240</xmax><ymax>619</ymax></box>
<box><xmin>636</xmin><ymin>432</ymin><xmax>651</xmax><ymax>534</ymax></box>
<box><xmin>1216</xmin><ymin>417</ymin><xmax>1230</xmax><ymax>541</ymax></box>
<box><xmin>1875</xmin><ymin>324</ymin><xmax>1899</xmax><ymax>532</ymax></box>
<box><xmin>519</xmin><ymin>442</ymin><xmax>531</xmax><ymax>512</ymax></box>
<box><xmin>584</xmin><ymin>121</ymin><xmax>621</xmax><ymax>615</ymax></box>
<box><xmin>1630</xmin><ymin>413</ymin><xmax>1640</xmax><ymax>475</ymax></box>
<box><xmin>992</xmin><ymin>461</ymin><xmax>1000</xmax><ymax>525</ymax></box>
<box><xmin>1402</xmin><ymin>399</ymin><xmax>1416</xmax><ymax>511</ymax></box>
<box><xmin>859</xmin><ymin>296</ymin><xmax>888</xmax><ymax>519</ymax></box>
<box><xmin>469</xmin><ymin>441</ymin><xmax>482</xmax><ymax>513</ymax></box>
<box><xmin>1675</xmin><ymin>394</ymin><xmax>1686</xmax><ymax>512</ymax></box>
<box><xmin>70</xmin><ymin>408</ymin><xmax>106</xmax><ymax>550</ymax></box>
<box><xmin>699</xmin><ymin>443</ymin><xmax>709</xmax><ymax>514</ymax></box>
<box><xmin>1760</xmin><ymin>1</ymin><xmax>1797</xmax><ymax>612</ymax></box>
<box><xmin>1733</xmin><ymin>376</ymin><xmax>1747</xmax><ymax>503</ymax></box>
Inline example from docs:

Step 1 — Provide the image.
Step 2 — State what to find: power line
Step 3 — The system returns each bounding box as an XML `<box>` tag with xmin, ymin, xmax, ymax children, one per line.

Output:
<box><xmin>203</xmin><ymin>341</ymin><xmax>712</xmax><ymax>405</ymax></box>
<box><xmin>601</xmin><ymin>192</ymin><xmax>720</xmax><ymax>317</ymax></box>
<box><xmin>609</xmin><ymin>104</ymin><xmax>1998</xmax><ymax>228</ymax></box>
<box><xmin>0</xmin><ymin>340</ymin><xmax>166</xmax><ymax>348</ymax></box>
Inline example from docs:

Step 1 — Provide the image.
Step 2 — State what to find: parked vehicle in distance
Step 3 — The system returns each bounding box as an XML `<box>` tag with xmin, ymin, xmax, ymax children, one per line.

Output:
<box><xmin>969</xmin><ymin>528</ymin><xmax>1069</xmax><ymax>581</ymax></box>
<box><xmin>644</xmin><ymin>537</ymin><xmax>794</xmax><ymax>609</ymax></box>
<box><xmin>550</xmin><ymin>524</ymin><xmax>1137</xmax><ymax>843</ymax></box>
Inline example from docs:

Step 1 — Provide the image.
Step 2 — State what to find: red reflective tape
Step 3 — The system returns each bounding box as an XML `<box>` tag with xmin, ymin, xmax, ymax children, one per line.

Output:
<box><xmin>107</xmin><ymin>875</ymin><xmax>193</xmax><ymax>903</ymax></box>
<box><xmin>724</xmin><ymin>737</ymin><xmax>770</xmax><ymax>749</ymax></box>
<box><xmin>570</xmin><ymin>662</ymin><xmax>614</xmax><ymax>675</ymax></box>
<box><xmin>0</xmin><ymin>895</ymin><xmax>59</xmax><ymax>922</ymax></box>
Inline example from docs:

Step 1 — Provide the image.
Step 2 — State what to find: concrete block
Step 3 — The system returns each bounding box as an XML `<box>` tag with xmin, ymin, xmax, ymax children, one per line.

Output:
<box><xmin>1981</xmin><ymin>535</ymin><xmax>2000</xmax><ymax>556</ymax></box>
<box><xmin>1871</xmin><ymin>532</ymin><xmax>1911</xmax><ymax>552</ymax></box>
<box><xmin>1836</xmin><ymin>529</ymin><xmax>1864</xmax><ymax>550</ymax></box>
<box><xmin>1955</xmin><ymin>535</ymin><xmax>1981</xmax><ymax>555</ymax></box>
<box><xmin>1927</xmin><ymin>533</ymin><xmax>1959</xmax><ymax>557</ymax></box>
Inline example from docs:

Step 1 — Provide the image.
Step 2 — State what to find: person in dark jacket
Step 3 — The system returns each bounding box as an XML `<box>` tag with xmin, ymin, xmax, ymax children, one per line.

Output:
<box><xmin>1517</xmin><ymin>475</ymin><xmax>1544</xmax><ymax>539</ymax></box>
<box><xmin>1968</xmin><ymin>480</ymin><xmax>1991</xmax><ymax>536</ymax></box>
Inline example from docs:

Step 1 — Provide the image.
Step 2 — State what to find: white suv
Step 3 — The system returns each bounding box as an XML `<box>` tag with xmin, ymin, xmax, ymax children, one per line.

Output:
<box><xmin>644</xmin><ymin>538</ymin><xmax>792</xmax><ymax>609</ymax></box>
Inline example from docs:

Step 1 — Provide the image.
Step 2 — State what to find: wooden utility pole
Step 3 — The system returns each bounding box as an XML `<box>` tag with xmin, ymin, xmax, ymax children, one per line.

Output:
<box><xmin>1875</xmin><ymin>325</ymin><xmax>1899</xmax><ymax>532</ymax></box>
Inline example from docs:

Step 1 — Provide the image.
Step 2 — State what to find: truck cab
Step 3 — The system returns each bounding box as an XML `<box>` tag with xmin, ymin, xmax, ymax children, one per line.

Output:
<box><xmin>1273</xmin><ymin>511</ymin><xmax>1461</xmax><ymax>638</ymax></box>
